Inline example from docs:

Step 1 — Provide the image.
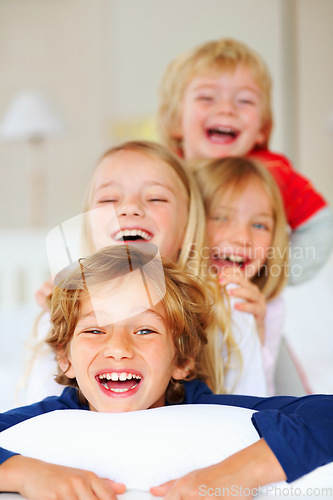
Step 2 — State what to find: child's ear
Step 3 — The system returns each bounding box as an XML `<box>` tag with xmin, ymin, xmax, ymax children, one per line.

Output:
<box><xmin>173</xmin><ymin>120</ymin><xmax>183</xmax><ymax>139</ymax></box>
<box><xmin>171</xmin><ymin>360</ymin><xmax>194</xmax><ymax>381</ymax></box>
<box><xmin>57</xmin><ymin>348</ymin><xmax>75</xmax><ymax>379</ymax></box>
<box><xmin>255</xmin><ymin>129</ymin><xmax>266</xmax><ymax>148</ymax></box>
<box><xmin>172</xmin><ymin>108</ymin><xmax>184</xmax><ymax>140</ymax></box>
<box><xmin>256</xmin><ymin>119</ymin><xmax>272</xmax><ymax>148</ymax></box>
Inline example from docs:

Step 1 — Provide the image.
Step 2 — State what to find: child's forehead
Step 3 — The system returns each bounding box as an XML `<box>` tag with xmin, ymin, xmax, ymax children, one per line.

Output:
<box><xmin>96</xmin><ymin>150</ymin><xmax>179</xmax><ymax>183</ymax></box>
<box><xmin>79</xmin><ymin>267</ymin><xmax>166</xmax><ymax>326</ymax></box>
<box><xmin>212</xmin><ymin>176</ymin><xmax>260</xmax><ymax>202</ymax></box>
<box><xmin>93</xmin><ymin>150</ymin><xmax>189</xmax><ymax>201</ymax></box>
<box><xmin>186</xmin><ymin>62</ymin><xmax>260</xmax><ymax>88</ymax></box>
<box><xmin>214</xmin><ymin>177</ymin><xmax>272</xmax><ymax>209</ymax></box>
<box><xmin>97</xmin><ymin>149</ymin><xmax>166</xmax><ymax>169</ymax></box>
<box><xmin>78</xmin><ymin>285</ymin><xmax>167</xmax><ymax>328</ymax></box>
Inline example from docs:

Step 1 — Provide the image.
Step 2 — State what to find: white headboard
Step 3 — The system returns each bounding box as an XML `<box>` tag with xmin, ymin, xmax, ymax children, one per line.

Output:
<box><xmin>0</xmin><ymin>228</ymin><xmax>50</xmax><ymax>307</ymax></box>
<box><xmin>0</xmin><ymin>228</ymin><xmax>51</xmax><ymax>411</ymax></box>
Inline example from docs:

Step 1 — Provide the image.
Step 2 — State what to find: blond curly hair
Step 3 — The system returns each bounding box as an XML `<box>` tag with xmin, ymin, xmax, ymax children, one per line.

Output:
<box><xmin>46</xmin><ymin>245</ymin><xmax>212</xmax><ymax>405</ymax></box>
<box><xmin>157</xmin><ymin>38</ymin><xmax>273</xmax><ymax>156</ymax></box>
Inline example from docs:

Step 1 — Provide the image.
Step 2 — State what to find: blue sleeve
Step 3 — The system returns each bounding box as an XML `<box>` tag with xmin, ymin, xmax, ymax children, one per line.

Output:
<box><xmin>0</xmin><ymin>399</ymin><xmax>59</xmax><ymax>465</ymax></box>
<box><xmin>0</xmin><ymin>388</ymin><xmax>83</xmax><ymax>465</ymax></box>
<box><xmin>251</xmin><ymin>399</ymin><xmax>333</xmax><ymax>482</ymax></box>
<box><xmin>183</xmin><ymin>379</ymin><xmax>333</xmax><ymax>482</ymax></box>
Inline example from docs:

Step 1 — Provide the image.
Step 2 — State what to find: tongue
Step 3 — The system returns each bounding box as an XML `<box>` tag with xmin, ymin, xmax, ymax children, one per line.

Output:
<box><xmin>208</xmin><ymin>131</ymin><xmax>235</xmax><ymax>144</ymax></box>
<box><xmin>105</xmin><ymin>379</ymin><xmax>138</xmax><ymax>391</ymax></box>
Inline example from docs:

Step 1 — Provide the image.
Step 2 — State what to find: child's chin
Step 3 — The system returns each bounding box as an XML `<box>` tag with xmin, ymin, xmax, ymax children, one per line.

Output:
<box><xmin>92</xmin><ymin>401</ymin><xmax>141</xmax><ymax>413</ymax></box>
<box><xmin>210</xmin><ymin>259</ymin><xmax>243</xmax><ymax>275</ymax></box>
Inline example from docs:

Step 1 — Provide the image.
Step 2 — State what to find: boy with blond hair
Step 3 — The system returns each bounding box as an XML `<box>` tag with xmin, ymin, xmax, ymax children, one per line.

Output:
<box><xmin>157</xmin><ymin>38</ymin><xmax>333</xmax><ymax>284</ymax></box>
<box><xmin>1</xmin><ymin>245</ymin><xmax>333</xmax><ymax>499</ymax></box>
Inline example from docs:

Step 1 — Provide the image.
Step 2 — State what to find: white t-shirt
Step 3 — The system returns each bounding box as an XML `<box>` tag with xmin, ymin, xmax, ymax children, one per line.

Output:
<box><xmin>224</xmin><ymin>292</ymin><xmax>267</xmax><ymax>397</ymax></box>
<box><xmin>262</xmin><ymin>296</ymin><xmax>285</xmax><ymax>395</ymax></box>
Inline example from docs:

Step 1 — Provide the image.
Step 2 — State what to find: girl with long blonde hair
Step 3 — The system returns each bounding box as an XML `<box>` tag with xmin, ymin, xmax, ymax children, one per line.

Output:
<box><xmin>194</xmin><ymin>156</ymin><xmax>289</xmax><ymax>394</ymax></box>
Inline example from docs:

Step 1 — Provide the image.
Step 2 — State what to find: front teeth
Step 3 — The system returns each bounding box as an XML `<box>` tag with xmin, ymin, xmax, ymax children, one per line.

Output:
<box><xmin>223</xmin><ymin>254</ymin><xmax>245</xmax><ymax>263</ymax></box>
<box><xmin>98</xmin><ymin>372</ymin><xmax>142</xmax><ymax>381</ymax></box>
<box><xmin>209</xmin><ymin>126</ymin><xmax>237</xmax><ymax>136</ymax></box>
<box><xmin>216</xmin><ymin>126</ymin><xmax>233</xmax><ymax>133</ymax></box>
<box><xmin>98</xmin><ymin>372</ymin><xmax>142</xmax><ymax>393</ymax></box>
<box><xmin>107</xmin><ymin>387</ymin><xmax>133</xmax><ymax>393</ymax></box>
<box><xmin>114</xmin><ymin>229</ymin><xmax>151</xmax><ymax>241</ymax></box>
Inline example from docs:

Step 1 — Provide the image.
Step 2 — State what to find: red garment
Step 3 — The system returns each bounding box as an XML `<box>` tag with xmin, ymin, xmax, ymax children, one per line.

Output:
<box><xmin>248</xmin><ymin>149</ymin><xmax>327</xmax><ymax>229</ymax></box>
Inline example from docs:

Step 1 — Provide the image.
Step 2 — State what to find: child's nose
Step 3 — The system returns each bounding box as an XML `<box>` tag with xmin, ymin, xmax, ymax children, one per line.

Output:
<box><xmin>103</xmin><ymin>330</ymin><xmax>134</xmax><ymax>360</ymax></box>
<box><xmin>117</xmin><ymin>199</ymin><xmax>144</xmax><ymax>217</ymax></box>
<box><xmin>215</xmin><ymin>97</ymin><xmax>236</xmax><ymax>115</ymax></box>
<box><xmin>230</xmin><ymin>223</ymin><xmax>251</xmax><ymax>246</ymax></box>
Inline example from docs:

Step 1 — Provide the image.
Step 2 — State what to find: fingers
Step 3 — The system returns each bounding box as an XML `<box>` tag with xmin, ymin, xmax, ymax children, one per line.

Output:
<box><xmin>219</xmin><ymin>274</ymin><xmax>256</xmax><ymax>294</ymax></box>
<box><xmin>232</xmin><ymin>290</ymin><xmax>266</xmax><ymax>319</ymax></box>
<box><xmin>230</xmin><ymin>289</ymin><xmax>263</xmax><ymax>311</ymax></box>
<box><xmin>34</xmin><ymin>277</ymin><xmax>54</xmax><ymax>311</ymax></box>
<box><xmin>220</xmin><ymin>275</ymin><xmax>266</xmax><ymax>327</ymax></box>
<box><xmin>223</xmin><ymin>278</ymin><xmax>261</xmax><ymax>301</ymax></box>
<box><xmin>226</xmin><ymin>282</ymin><xmax>259</xmax><ymax>303</ymax></box>
<box><xmin>218</xmin><ymin>269</ymin><xmax>245</xmax><ymax>285</ymax></box>
<box><xmin>150</xmin><ymin>479</ymin><xmax>176</xmax><ymax>497</ymax></box>
<box><xmin>89</xmin><ymin>476</ymin><xmax>124</xmax><ymax>500</ymax></box>
<box><xmin>61</xmin><ymin>474</ymin><xmax>121</xmax><ymax>500</ymax></box>
<box><xmin>103</xmin><ymin>479</ymin><xmax>126</xmax><ymax>495</ymax></box>
<box><xmin>50</xmin><ymin>472</ymin><xmax>118</xmax><ymax>500</ymax></box>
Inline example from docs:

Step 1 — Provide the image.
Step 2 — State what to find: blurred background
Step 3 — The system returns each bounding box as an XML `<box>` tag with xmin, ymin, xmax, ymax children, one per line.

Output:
<box><xmin>0</xmin><ymin>0</ymin><xmax>332</xmax><ymax>410</ymax></box>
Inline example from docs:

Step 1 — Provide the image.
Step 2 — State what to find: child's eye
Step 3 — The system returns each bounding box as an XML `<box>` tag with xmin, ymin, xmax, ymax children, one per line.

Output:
<box><xmin>134</xmin><ymin>328</ymin><xmax>156</xmax><ymax>336</ymax></box>
<box><xmin>252</xmin><ymin>222</ymin><xmax>268</xmax><ymax>230</ymax></box>
<box><xmin>196</xmin><ymin>94</ymin><xmax>214</xmax><ymax>102</ymax></box>
<box><xmin>84</xmin><ymin>329</ymin><xmax>105</xmax><ymax>335</ymax></box>
<box><xmin>98</xmin><ymin>198</ymin><xmax>118</xmax><ymax>204</ymax></box>
<box><xmin>148</xmin><ymin>198</ymin><xmax>168</xmax><ymax>203</ymax></box>
<box><xmin>209</xmin><ymin>215</ymin><xmax>229</xmax><ymax>223</ymax></box>
<box><xmin>237</xmin><ymin>99</ymin><xmax>255</xmax><ymax>105</ymax></box>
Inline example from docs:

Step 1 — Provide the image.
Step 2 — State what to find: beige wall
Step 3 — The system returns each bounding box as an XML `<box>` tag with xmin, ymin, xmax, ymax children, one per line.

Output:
<box><xmin>0</xmin><ymin>0</ymin><xmax>106</xmax><ymax>227</ymax></box>
<box><xmin>0</xmin><ymin>0</ymin><xmax>332</xmax><ymax>229</ymax></box>
<box><xmin>103</xmin><ymin>0</ymin><xmax>286</xmax><ymax>148</ymax></box>
<box><xmin>296</xmin><ymin>0</ymin><xmax>333</xmax><ymax>205</ymax></box>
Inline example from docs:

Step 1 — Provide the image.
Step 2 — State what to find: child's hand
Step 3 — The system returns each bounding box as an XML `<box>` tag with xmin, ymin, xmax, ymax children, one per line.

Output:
<box><xmin>35</xmin><ymin>277</ymin><xmax>54</xmax><ymax>311</ymax></box>
<box><xmin>219</xmin><ymin>271</ymin><xmax>266</xmax><ymax>344</ymax></box>
<box><xmin>150</xmin><ymin>439</ymin><xmax>286</xmax><ymax>499</ymax></box>
<box><xmin>1</xmin><ymin>455</ymin><xmax>126</xmax><ymax>499</ymax></box>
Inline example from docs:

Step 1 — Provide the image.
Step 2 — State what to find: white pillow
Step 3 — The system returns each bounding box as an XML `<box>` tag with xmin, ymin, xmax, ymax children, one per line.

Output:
<box><xmin>0</xmin><ymin>404</ymin><xmax>332</xmax><ymax>498</ymax></box>
<box><xmin>0</xmin><ymin>404</ymin><xmax>257</xmax><ymax>490</ymax></box>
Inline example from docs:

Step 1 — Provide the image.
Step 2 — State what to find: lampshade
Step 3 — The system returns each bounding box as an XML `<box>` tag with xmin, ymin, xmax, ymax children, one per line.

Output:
<box><xmin>0</xmin><ymin>90</ymin><xmax>64</xmax><ymax>142</ymax></box>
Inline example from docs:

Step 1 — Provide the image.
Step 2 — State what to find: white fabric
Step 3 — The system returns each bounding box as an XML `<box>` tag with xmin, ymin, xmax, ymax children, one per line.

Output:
<box><xmin>224</xmin><ymin>286</ymin><xmax>268</xmax><ymax>396</ymax></box>
<box><xmin>0</xmin><ymin>493</ymin><xmax>153</xmax><ymax>500</ymax></box>
<box><xmin>1</xmin><ymin>405</ymin><xmax>259</xmax><ymax>491</ymax></box>
<box><xmin>1</xmin><ymin>405</ymin><xmax>333</xmax><ymax>498</ymax></box>
<box><xmin>0</xmin><ymin>306</ymin><xmax>39</xmax><ymax>413</ymax></box>
<box><xmin>262</xmin><ymin>296</ymin><xmax>285</xmax><ymax>395</ymax></box>
<box><xmin>24</xmin><ymin>313</ymin><xmax>62</xmax><ymax>404</ymax></box>
<box><xmin>282</xmin><ymin>250</ymin><xmax>333</xmax><ymax>394</ymax></box>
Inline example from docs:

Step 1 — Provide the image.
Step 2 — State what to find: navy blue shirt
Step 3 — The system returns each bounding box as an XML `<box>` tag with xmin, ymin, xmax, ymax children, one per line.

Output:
<box><xmin>1</xmin><ymin>379</ymin><xmax>333</xmax><ymax>483</ymax></box>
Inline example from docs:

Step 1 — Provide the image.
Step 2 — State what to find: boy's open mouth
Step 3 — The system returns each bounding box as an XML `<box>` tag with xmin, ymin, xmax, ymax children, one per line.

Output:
<box><xmin>206</xmin><ymin>126</ymin><xmax>239</xmax><ymax>144</ymax></box>
<box><xmin>97</xmin><ymin>372</ymin><xmax>142</xmax><ymax>393</ymax></box>
<box><xmin>113</xmin><ymin>228</ymin><xmax>153</xmax><ymax>243</ymax></box>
